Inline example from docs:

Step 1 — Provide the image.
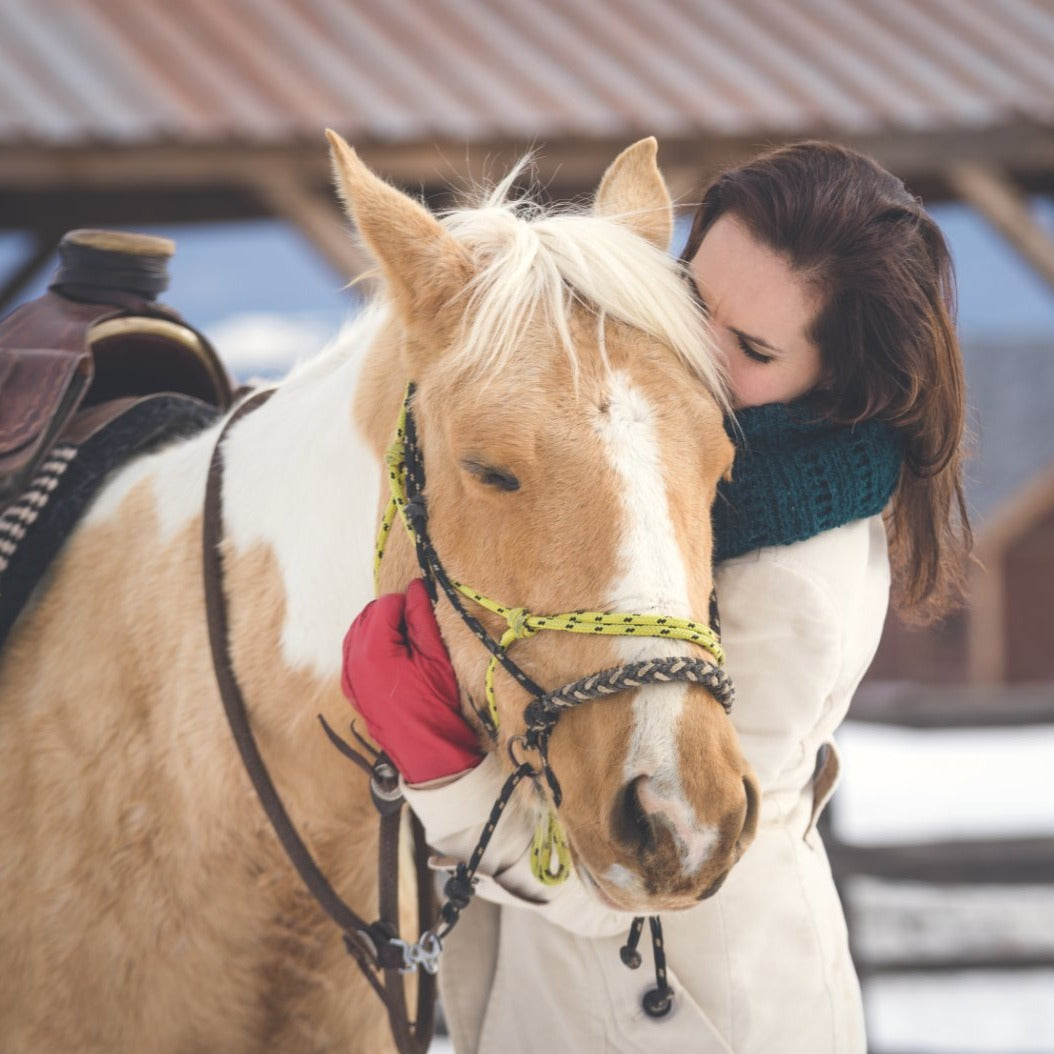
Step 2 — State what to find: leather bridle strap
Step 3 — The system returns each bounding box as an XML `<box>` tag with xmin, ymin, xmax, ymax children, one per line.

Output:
<box><xmin>202</xmin><ymin>389</ymin><xmax>436</xmax><ymax>1054</ymax></box>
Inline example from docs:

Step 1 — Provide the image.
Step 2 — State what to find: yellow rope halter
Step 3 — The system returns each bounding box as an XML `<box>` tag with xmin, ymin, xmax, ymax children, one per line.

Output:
<box><xmin>374</xmin><ymin>387</ymin><xmax>726</xmax><ymax>886</ymax></box>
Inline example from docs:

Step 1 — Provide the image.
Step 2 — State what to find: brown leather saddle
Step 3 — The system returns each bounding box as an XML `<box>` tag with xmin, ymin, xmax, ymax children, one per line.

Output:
<box><xmin>0</xmin><ymin>229</ymin><xmax>232</xmax><ymax>512</ymax></box>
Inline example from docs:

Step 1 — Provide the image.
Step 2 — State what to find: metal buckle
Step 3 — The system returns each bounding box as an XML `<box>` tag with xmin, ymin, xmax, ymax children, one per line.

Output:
<box><xmin>370</xmin><ymin>755</ymin><xmax>404</xmax><ymax>815</ymax></box>
<box><xmin>391</xmin><ymin>930</ymin><xmax>443</xmax><ymax>975</ymax></box>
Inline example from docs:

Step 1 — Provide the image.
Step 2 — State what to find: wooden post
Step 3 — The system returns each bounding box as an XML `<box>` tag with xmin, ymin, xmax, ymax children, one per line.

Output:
<box><xmin>968</xmin><ymin>466</ymin><xmax>1054</xmax><ymax>683</ymax></box>
<box><xmin>0</xmin><ymin>232</ymin><xmax>61</xmax><ymax>315</ymax></box>
<box><xmin>967</xmin><ymin>555</ymin><xmax>1005</xmax><ymax>684</ymax></box>
<box><xmin>946</xmin><ymin>162</ymin><xmax>1054</xmax><ymax>293</ymax></box>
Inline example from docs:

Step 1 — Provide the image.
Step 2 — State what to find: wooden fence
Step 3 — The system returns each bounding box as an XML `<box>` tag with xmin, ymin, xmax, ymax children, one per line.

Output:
<box><xmin>822</xmin><ymin>681</ymin><xmax>1054</xmax><ymax>1054</ymax></box>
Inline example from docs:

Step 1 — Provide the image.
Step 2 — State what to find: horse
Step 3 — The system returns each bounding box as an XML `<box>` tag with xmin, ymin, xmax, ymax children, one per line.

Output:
<box><xmin>0</xmin><ymin>132</ymin><xmax>758</xmax><ymax>1052</ymax></box>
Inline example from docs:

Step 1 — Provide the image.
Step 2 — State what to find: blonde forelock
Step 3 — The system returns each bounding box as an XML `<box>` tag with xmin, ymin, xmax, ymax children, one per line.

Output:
<box><xmin>419</xmin><ymin>167</ymin><xmax>729</xmax><ymax>406</ymax></box>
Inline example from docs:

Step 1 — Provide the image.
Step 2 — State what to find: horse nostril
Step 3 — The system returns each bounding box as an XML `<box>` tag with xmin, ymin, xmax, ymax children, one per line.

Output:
<box><xmin>697</xmin><ymin>869</ymin><xmax>729</xmax><ymax>901</ymax></box>
<box><xmin>612</xmin><ymin>775</ymin><xmax>654</xmax><ymax>852</ymax></box>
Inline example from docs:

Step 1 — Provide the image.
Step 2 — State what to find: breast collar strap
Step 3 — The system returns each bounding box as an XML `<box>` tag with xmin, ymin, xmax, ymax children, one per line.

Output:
<box><xmin>203</xmin><ymin>389</ymin><xmax>437</xmax><ymax>1054</ymax></box>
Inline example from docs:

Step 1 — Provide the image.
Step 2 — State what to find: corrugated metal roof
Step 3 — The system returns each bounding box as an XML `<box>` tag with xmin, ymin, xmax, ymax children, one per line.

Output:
<box><xmin>0</xmin><ymin>0</ymin><xmax>1051</xmax><ymax>147</ymax></box>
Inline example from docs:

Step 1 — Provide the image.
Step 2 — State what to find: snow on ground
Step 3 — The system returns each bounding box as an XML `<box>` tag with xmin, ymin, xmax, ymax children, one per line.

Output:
<box><xmin>865</xmin><ymin>971</ymin><xmax>1054</xmax><ymax>1054</ymax></box>
<box><xmin>833</xmin><ymin>723</ymin><xmax>1054</xmax><ymax>844</ymax></box>
<box><xmin>837</xmin><ymin>722</ymin><xmax>1054</xmax><ymax>1053</ymax></box>
<box><xmin>850</xmin><ymin>878</ymin><xmax>1054</xmax><ymax>964</ymax></box>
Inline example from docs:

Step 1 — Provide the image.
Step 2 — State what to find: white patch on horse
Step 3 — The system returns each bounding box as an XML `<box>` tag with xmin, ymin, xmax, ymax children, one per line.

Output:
<box><xmin>595</xmin><ymin>370</ymin><xmax>719</xmax><ymax>875</ymax></box>
<box><xmin>84</xmin><ymin>423</ymin><xmax>222</xmax><ymax>541</ymax></box>
<box><xmin>602</xmin><ymin>863</ymin><xmax>642</xmax><ymax>893</ymax></box>
<box><xmin>222</xmin><ymin>326</ymin><xmax>381</xmax><ymax>678</ymax></box>
<box><xmin>89</xmin><ymin>311</ymin><xmax>384</xmax><ymax>681</ymax></box>
<box><xmin>84</xmin><ymin>314</ymin><xmax>382</xmax><ymax>683</ymax></box>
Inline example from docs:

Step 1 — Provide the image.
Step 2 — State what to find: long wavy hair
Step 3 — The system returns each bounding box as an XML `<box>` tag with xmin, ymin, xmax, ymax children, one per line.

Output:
<box><xmin>681</xmin><ymin>141</ymin><xmax>972</xmax><ymax>624</ymax></box>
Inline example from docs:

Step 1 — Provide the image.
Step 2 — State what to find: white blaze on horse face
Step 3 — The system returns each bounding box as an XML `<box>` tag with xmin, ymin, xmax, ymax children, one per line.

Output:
<box><xmin>595</xmin><ymin>370</ymin><xmax>720</xmax><ymax>876</ymax></box>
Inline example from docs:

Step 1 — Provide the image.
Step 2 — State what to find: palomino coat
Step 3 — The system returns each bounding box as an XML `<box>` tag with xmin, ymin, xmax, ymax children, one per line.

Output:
<box><xmin>405</xmin><ymin>515</ymin><xmax>890</xmax><ymax>1053</ymax></box>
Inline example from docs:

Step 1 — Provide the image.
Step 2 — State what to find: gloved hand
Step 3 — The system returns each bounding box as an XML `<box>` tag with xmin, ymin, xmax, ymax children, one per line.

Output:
<box><xmin>341</xmin><ymin>579</ymin><xmax>483</xmax><ymax>784</ymax></box>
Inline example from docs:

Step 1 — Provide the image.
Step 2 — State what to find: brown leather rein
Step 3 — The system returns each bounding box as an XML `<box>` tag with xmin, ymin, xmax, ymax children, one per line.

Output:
<box><xmin>202</xmin><ymin>389</ymin><xmax>437</xmax><ymax>1054</ymax></box>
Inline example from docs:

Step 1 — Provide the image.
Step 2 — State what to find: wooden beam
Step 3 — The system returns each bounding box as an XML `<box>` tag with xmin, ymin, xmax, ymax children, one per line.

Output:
<box><xmin>850</xmin><ymin>681</ymin><xmax>1054</xmax><ymax>727</ymax></box>
<box><xmin>976</xmin><ymin>462</ymin><xmax>1054</xmax><ymax>559</ymax></box>
<box><xmin>247</xmin><ymin>166</ymin><xmax>373</xmax><ymax>284</ymax></box>
<box><xmin>0</xmin><ymin>232</ymin><xmax>59</xmax><ymax>314</ymax></box>
<box><xmin>1</xmin><ymin>123</ymin><xmax>1051</xmax><ymax>199</ymax></box>
<box><xmin>946</xmin><ymin>161</ymin><xmax>1054</xmax><ymax>293</ymax></box>
<box><xmin>859</xmin><ymin>952</ymin><xmax>1054</xmax><ymax>976</ymax></box>
<box><xmin>828</xmin><ymin>836</ymin><xmax>1054</xmax><ymax>884</ymax></box>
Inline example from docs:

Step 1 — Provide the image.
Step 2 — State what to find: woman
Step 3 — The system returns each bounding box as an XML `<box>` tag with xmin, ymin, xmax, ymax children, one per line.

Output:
<box><xmin>342</xmin><ymin>142</ymin><xmax>971</xmax><ymax>1053</ymax></box>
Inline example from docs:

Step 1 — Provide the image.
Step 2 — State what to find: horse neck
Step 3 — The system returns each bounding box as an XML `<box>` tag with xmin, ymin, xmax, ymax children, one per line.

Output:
<box><xmin>30</xmin><ymin>315</ymin><xmax>403</xmax><ymax>886</ymax></box>
<box><xmin>211</xmin><ymin>346</ymin><xmax>393</xmax><ymax>799</ymax></box>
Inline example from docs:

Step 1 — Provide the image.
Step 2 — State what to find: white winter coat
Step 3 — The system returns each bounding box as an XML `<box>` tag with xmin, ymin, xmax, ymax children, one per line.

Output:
<box><xmin>405</xmin><ymin>515</ymin><xmax>890</xmax><ymax>1053</ymax></box>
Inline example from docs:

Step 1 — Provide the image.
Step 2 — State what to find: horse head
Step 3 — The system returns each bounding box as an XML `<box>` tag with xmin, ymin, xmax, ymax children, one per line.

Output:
<box><xmin>331</xmin><ymin>132</ymin><xmax>759</xmax><ymax>913</ymax></box>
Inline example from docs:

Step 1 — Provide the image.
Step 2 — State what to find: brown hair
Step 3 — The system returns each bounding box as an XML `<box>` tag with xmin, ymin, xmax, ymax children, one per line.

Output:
<box><xmin>681</xmin><ymin>141</ymin><xmax>971</xmax><ymax>624</ymax></box>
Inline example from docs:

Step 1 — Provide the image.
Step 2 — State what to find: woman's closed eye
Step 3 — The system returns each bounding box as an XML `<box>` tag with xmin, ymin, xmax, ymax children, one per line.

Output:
<box><xmin>735</xmin><ymin>334</ymin><xmax>774</xmax><ymax>365</ymax></box>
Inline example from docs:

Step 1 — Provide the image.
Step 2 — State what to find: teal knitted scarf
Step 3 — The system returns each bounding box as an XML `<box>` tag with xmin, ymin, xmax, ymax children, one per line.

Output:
<box><xmin>713</xmin><ymin>401</ymin><xmax>904</xmax><ymax>563</ymax></box>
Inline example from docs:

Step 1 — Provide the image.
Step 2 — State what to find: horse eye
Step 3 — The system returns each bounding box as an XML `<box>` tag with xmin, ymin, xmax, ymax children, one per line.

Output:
<box><xmin>462</xmin><ymin>460</ymin><xmax>520</xmax><ymax>492</ymax></box>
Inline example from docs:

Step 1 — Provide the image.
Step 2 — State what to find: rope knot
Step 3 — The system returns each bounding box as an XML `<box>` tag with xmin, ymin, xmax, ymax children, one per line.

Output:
<box><xmin>403</xmin><ymin>497</ymin><xmax>428</xmax><ymax>529</ymax></box>
<box><xmin>505</xmin><ymin>607</ymin><xmax>532</xmax><ymax>640</ymax></box>
<box><xmin>384</xmin><ymin>443</ymin><xmax>404</xmax><ymax>474</ymax></box>
<box><xmin>523</xmin><ymin>701</ymin><xmax>548</xmax><ymax>732</ymax></box>
<box><xmin>443</xmin><ymin>867</ymin><xmax>476</xmax><ymax>910</ymax></box>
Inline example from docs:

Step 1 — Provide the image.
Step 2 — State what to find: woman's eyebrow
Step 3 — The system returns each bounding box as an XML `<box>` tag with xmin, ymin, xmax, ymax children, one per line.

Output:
<box><xmin>685</xmin><ymin>272</ymin><xmax>709</xmax><ymax>312</ymax></box>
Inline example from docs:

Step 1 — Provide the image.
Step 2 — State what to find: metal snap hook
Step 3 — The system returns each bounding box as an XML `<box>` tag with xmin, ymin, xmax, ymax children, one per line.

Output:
<box><xmin>506</xmin><ymin>733</ymin><xmax>532</xmax><ymax>770</ymax></box>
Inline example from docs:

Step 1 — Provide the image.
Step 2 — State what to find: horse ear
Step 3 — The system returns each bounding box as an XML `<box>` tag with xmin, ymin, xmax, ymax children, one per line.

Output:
<box><xmin>593</xmin><ymin>137</ymin><xmax>673</xmax><ymax>252</ymax></box>
<box><xmin>326</xmin><ymin>130</ymin><xmax>471</xmax><ymax>320</ymax></box>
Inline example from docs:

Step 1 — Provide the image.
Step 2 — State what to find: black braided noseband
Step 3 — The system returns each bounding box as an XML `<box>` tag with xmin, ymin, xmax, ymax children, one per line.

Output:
<box><xmin>526</xmin><ymin>656</ymin><xmax>733</xmax><ymax>728</ymax></box>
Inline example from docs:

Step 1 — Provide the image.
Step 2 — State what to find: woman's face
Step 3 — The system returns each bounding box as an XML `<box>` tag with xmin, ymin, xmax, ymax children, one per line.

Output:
<box><xmin>689</xmin><ymin>214</ymin><xmax>824</xmax><ymax>409</ymax></box>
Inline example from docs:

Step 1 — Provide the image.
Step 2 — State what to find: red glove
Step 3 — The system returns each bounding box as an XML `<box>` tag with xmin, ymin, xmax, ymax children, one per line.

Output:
<box><xmin>341</xmin><ymin>579</ymin><xmax>483</xmax><ymax>784</ymax></box>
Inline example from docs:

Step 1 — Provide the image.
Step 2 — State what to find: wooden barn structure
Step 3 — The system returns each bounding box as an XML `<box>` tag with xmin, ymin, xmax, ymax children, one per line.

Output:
<box><xmin>6</xmin><ymin>0</ymin><xmax>1048</xmax><ymax>694</ymax></box>
<box><xmin>1</xmin><ymin>1</ymin><xmax>1053</xmax><ymax>1046</ymax></box>
<box><xmin>2</xmin><ymin>0</ymin><xmax>1054</xmax><ymax>309</ymax></box>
